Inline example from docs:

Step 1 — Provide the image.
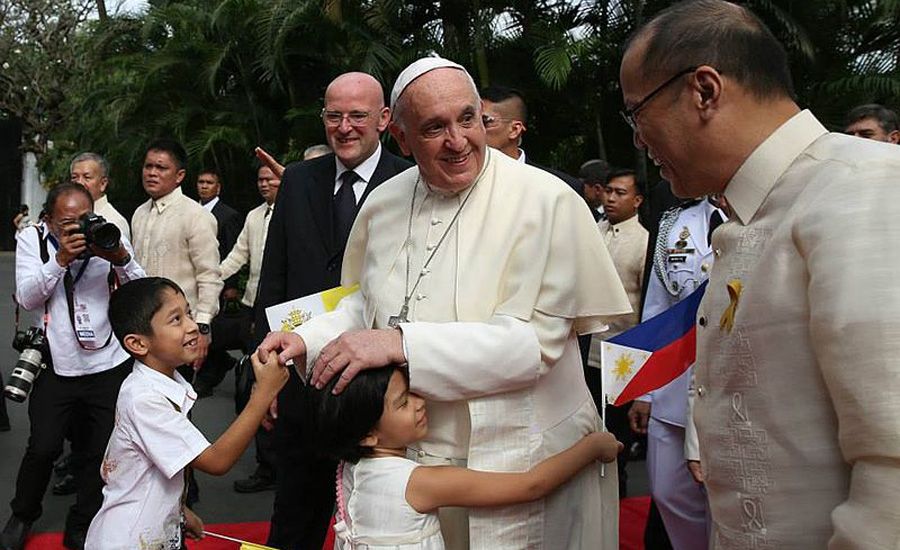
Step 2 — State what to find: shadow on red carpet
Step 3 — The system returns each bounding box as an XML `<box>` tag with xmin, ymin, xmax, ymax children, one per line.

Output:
<box><xmin>25</xmin><ymin>496</ymin><xmax>650</xmax><ymax>549</ymax></box>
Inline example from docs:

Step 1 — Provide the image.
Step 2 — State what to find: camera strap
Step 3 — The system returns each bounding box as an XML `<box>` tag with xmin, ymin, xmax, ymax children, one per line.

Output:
<box><xmin>34</xmin><ymin>224</ymin><xmax>117</xmax><ymax>350</ymax></box>
<box><xmin>27</xmin><ymin>225</ymin><xmax>51</xmax><ymax>333</ymax></box>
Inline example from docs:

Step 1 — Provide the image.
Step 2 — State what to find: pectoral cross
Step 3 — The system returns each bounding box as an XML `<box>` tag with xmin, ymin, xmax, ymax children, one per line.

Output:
<box><xmin>388</xmin><ymin>303</ymin><xmax>410</xmax><ymax>328</ymax></box>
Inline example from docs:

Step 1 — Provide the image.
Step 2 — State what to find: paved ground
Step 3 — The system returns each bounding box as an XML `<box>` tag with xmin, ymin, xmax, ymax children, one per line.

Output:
<box><xmin>0</xmin><ymin>250</ymin><xmax>648</xmax><ymax>536</ymax></box>
<box><xmin>0</xmin><ymin>252</ymin><xmax>273</xmax><ymax>533</ymax></box>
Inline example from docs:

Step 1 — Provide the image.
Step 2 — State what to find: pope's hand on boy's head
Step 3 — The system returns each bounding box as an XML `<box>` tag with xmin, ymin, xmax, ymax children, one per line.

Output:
<box><xmin>257</xmin><ymin>331</ymin><xmax>307</xmax><ymax>366</ymax></box>
<box><xmin>311</xmin><ymin>328</ymin><xmax>405</xmax><ymax>394</ymax></box>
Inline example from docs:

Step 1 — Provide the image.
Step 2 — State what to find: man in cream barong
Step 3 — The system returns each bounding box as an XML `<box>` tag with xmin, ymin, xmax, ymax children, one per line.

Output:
<box><xmin>258</xmin><ymin>56</ymin><xmax>631</xmax><ymax>549</ymax></box>
<box><xmin>620</xmin><ymin>1</ymin><xmax>900</xmax><ymax>548</ymax></box>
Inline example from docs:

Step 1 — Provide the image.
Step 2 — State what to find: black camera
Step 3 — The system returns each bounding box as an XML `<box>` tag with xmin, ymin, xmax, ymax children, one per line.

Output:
<box><xmin>5</xmin><ymin>327</ymin><xmax>49</xmax><ymax>402</ymax></box>
<box><xmin>78</xmin><ymin>213</ymin><xmax>121</xmax><ymax>251</ymax></box>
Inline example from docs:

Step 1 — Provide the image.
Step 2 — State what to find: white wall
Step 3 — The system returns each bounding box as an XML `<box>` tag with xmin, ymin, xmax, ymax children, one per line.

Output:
<box><xmin>20</xmin><ymin>152</ymin><xmax>46</xmax><ymax>215</ymax></box>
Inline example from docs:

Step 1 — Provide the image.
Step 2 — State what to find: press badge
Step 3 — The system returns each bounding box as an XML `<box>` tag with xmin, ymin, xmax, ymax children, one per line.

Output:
<box><xmin>74</xmin><ymin>302</ymin><xmax>97</xmax><ymax>343</ymax></box>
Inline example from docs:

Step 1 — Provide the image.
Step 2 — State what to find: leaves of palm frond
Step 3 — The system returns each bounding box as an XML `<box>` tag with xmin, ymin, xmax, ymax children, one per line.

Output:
<box><xmin>816</xmin><ymin>73</ymin><xmax>900</xmax><ymax>98</ymax></box>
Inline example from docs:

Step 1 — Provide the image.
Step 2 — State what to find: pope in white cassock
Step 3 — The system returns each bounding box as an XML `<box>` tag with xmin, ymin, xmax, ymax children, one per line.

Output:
<box><xmin>259</xmin><ymin>57</ymin><xmax>631</xmax><ymax>549</ymax></box>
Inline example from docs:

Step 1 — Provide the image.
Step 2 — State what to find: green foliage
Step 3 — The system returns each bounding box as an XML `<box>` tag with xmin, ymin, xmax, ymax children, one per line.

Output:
<box><xmin>2</xmin><ymin>0</ymin><xmax>898</xmax><ymax>210</ymax></box>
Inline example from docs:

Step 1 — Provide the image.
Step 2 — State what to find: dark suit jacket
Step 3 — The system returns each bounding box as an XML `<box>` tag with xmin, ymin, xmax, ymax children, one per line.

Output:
<box><xmin>210</xmin><ymin>199</ymin><xmax>243</xmax><ymax>289</ymax></box>
<box><xmin>525</xmin><ymin>156</ymin><xmax>583</xmax><ymax>195</ymax></box>
<box><xmin>256</xmin><ymin>149</ymin><xmax>412</xmax><ymax>334</ymax></box>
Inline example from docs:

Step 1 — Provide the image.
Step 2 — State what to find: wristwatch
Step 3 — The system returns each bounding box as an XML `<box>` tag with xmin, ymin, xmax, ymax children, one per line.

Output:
<box><xmin>112</xmin><ymin>252</ymin><xmax>132</xmax><ymax>267</ymax></box>
<box><xmin>197</xmin><ymin>323</ymin><xmax>210</xmax><ymax>335</ymax></box>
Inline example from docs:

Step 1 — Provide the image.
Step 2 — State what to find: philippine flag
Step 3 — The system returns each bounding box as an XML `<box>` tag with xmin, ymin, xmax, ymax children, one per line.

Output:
<box><xmin>600</xmin><ymin>281</ymin><xmax>707</xmax><ymax>406</ymax></box>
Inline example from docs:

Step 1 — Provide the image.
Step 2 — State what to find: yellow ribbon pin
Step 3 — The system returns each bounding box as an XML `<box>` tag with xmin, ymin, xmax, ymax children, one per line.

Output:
<box><xmin>719</xmin><ymin>279</ymin><xmax>743</xmax><ymax>333</ymax></box>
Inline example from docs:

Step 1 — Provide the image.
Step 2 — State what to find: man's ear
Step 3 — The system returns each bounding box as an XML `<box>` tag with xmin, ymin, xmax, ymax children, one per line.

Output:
<box><xmin>389</xmin><ymin>122</ymin><xmax>412</xmax><ymax>156</ymax></box>
<box><xmin>634</xmin><ymin>194</ymin><xmax>645</xmax><ymax>209</ymax></box>
<box><xmin>508</xmin><ymin>121</ymin><xmax>526</xmax><ymax>142</ymax></box>
<box><xmin>376</xmin><ymin>107</ymin><xmax>391</xmax><ymax>133</ymax></box>
<box><xmin>123</xmin><ymin>333</ymin><xmax>149</xmax><ymax>358</ymax></box>
<box><xmin>692</xmin><ymin>65</ymin><xmax>723</xmax><ymax>120</ymax></box>
<box><xmin>889</xmin><ymin>130</ymin><xmax>900</xmax><ymax>145</ymax></box>
<box><xmin>175</xmin><ymin>168</ymin><xmax>186</xmax><ymax>185</ymax></box>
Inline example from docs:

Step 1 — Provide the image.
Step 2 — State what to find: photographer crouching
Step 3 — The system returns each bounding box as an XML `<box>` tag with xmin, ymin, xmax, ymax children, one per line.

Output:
<box><xmin>1</xmin><ymin>183</ymin><xmax>145</xmax><ymax>550</ymax></box>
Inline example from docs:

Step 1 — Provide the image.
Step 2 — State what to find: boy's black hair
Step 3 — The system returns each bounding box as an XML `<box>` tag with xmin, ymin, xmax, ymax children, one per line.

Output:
<box><xmin>109</xmin><ymin>277</ymin><xmax>185</xmax><ymax>349</ymax></box>
<box><xmin>304</xmin><ymin>365</ymin><xmax>405</xmax><ymax>463</ymax></box>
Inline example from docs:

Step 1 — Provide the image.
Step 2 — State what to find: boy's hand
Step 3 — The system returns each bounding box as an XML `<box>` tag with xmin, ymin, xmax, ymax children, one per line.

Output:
<box><xmin>252</xmin><ymin>349</ymin><xmax>289</xmax><ymax>398</ymax></box>
<box><xmin>183</xmin><ymin>506</ymin><xmax>204</xmax><ymax>540</ymax></box>
<box><xmin>587</xmin><ymin>431</ymin><xmax>624</xmax><ymax>463</ymax></box>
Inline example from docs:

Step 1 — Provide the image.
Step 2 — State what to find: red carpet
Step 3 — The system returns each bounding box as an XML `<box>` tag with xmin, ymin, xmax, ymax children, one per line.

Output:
<box><xmin>25</xmin><ymin>496</ymin><xmax>650</xmax><ymax>549</ymax></box>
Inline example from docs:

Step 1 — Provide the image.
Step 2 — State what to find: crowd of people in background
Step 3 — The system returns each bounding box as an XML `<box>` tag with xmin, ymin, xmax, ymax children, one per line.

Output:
<box><xmin>2</xmin><ymin>0</ymin><xmax>900</xmax><ymax>549</ymax></box>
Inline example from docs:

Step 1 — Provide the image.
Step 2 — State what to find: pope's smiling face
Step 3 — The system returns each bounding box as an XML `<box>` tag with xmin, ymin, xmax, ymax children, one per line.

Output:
<box><xmin>390</xmin><ymin>68</ymin><xmax>487</xmax><ymax>194</ymax></box>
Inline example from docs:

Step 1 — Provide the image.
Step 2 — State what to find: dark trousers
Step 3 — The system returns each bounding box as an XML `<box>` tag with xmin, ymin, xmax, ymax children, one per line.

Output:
<box><xmin>644</xmin><ymin>498</ymin><xmax>675</xmax><ymax>549</ymax></box>
<box><xmin>9</xmin><ymin>359</ymin><xmax>132</xmax><ymax>534</ymax></box>
<box><xmin>195</xmin><ymin>304</ymin><xmax>253</xmax><ymax>390</ymax></box>
<box><xmin>605</xmin><ymin>401</ymin><xmax>634</xmax><ymax>497</ymax></box>
<box><xmin>266</xmin><ymin>368</ymin><xmax>336</xmax><ymax>550</ymax></box>
<box><xmin>235</xmin><ymin>355</ymin><xmax>277</xmax><ymax>478</ymax></box>
<box><xmin>0</xmin><ymin>370</ymin><xmax>10</xmax><ymax>429</ymax></box>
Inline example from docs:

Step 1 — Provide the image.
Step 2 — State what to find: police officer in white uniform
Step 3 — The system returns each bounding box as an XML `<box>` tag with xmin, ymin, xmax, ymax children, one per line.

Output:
<box><xmin>629</xmin><ymin>197</ymin><xmax>725</xmax><ymax>550</ymax></box>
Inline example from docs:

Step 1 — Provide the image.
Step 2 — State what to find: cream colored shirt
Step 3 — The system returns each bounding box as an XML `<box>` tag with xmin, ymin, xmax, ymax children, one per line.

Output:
<box><xmin>94</xmin><ymin>194</ymin><xmax>131</xmax><ymax>242</ymax></box>
<box><xmin>588</xmin><ymin>214</ymin><xmax>648</xmax><ymax>368</ymax></box>
<box><xmin>131</xmin><ymin>186</ymin><xmax>222</xmax><ymax>324</ymax></box>
<box><xmin>219</xmin><ymin>202</ymin><xmax>272</xmax><ymax>308</ymax></box>
<box><xmin>296</xmin><ymin>149</ymin><xmax>630</xmax><ymax>549</ymax></box>
<box><xmin>694</xmin><ymin>109</ymin><xmax>900</xmax><ymax>548</ymax></box>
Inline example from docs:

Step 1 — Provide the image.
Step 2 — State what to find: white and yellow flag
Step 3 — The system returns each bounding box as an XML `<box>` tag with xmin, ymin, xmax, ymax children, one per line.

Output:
<box><xmin>264</xmin><ymin>284</ymin><xmax>359</xmax><ymax>333</ymax></box>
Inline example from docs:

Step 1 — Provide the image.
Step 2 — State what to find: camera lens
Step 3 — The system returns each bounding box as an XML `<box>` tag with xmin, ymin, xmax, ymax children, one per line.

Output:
<box><xmin>4</xmin><ymin>349</ymin><xmax>43</xmax><ymax>402</ymax></box>
<box><xmin>89</xmin><ymin>222</ymin><xmax>121</xmax><ymax>250</ymax></box>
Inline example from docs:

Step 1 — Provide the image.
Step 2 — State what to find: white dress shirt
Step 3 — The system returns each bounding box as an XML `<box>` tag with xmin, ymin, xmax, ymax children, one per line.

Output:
<box><xmin>14</xmin><ymin>223</ymin><xmax>145</xmax><ymax>376</ymax></box>
<box><xmin>334</xmin><ymin>143</ymin><xmax>382</xmax><ymax>204</ymax></box>
<box><xmin>85</xmin><ymin>362</ymin><xmax>210</xmax><ymax>550</ymax></box>
<box><xmin>131</xmin><ymin>186</ymin><xmax>222</xmax><ymax>324</ymax></box>
<box><xmin>219</xmin><ymin>202</ymin><xmax>272</xmax><ymax>307</ymax></box>
<box><xmin>200</xmin><ymin>195</ymin><xmax>219</xmax><ymax>212</ymax></box>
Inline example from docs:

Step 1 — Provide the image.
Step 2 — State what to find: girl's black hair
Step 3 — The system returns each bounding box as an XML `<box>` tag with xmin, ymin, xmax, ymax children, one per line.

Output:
<box><xmin>303</xmin><ymin>365</ymin><xmax>405</xmax><ymax>463</ymax></box>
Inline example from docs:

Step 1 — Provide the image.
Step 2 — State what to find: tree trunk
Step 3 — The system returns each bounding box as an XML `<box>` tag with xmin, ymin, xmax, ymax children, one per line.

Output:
<box><xmin>97</xmin><ymin>0</ymin><xmax>107</xmax><ymax>23</ymax></box>
<box><xmin>594</xmin><ymin>109</ymin><xmax>607</xmax><ymax>161</ymax></box>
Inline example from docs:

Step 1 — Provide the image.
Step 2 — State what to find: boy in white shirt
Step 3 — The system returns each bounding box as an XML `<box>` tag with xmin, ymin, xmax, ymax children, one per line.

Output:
<box><xmin>85</xmin><ymin>277</ymin><xmax>287</xmax><ymax>549</ymax></box>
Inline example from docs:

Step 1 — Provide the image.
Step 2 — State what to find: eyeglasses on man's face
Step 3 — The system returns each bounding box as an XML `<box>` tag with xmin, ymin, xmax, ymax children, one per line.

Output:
<box><xmin>620</xmin><ymin>66</ymin><xmax>699</xmax><ymax>132</ymax></box>
<box><xmin>481</xmin><ymin>114</ymin><xmax>517</xmax><ymax>129</ymax></box>
<box><xmin>321</xmin><ymin>109</ymin><xmax>372</xmax><ymax>127</ymax></box>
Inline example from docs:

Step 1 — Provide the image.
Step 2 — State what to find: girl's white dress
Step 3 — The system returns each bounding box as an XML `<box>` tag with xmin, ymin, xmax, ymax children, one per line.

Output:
<box><xmin>334</xmin><ymin>456</ymin><xmax>445</xmax><ymax>549</ymax></box>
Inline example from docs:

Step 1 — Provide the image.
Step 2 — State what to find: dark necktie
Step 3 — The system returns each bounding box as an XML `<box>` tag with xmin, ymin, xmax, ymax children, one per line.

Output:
<box><xmin>334</xmin><ymin>171</ymin><xmax>360</xmax><ymax>242</ymax></box>
<box><xmin>707</xmin><ymin>210</ymin><xmax>724</xmax><ymax>247</ymax></box>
